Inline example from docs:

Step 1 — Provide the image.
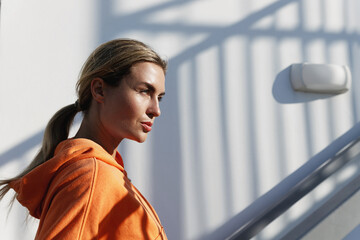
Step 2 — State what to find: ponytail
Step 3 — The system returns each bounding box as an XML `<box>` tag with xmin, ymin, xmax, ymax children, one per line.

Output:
<box><xmin>0</xmin><ymin>102</ymin><xmax>79</xmax><ymax>202</ymax></box>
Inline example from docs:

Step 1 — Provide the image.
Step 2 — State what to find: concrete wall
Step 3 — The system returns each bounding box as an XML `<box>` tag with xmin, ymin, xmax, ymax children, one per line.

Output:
<box><xmin>0</xmin><ymin>0</ymin><xmax>359</xmax><ymax>239</ymax></box>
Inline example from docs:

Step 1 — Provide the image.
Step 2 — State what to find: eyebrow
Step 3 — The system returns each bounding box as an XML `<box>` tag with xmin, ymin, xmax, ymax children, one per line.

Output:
<box><xmin>142</xmin><ymin>82</ymin><xmax>165</xmax><ymax>96</ymax></box>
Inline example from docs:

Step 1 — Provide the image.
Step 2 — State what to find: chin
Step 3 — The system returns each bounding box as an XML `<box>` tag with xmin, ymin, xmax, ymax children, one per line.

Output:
<box><xmin>129</xmin><ymin>134</ymin><xmax>148</xmax><ymax>143</ymax></box>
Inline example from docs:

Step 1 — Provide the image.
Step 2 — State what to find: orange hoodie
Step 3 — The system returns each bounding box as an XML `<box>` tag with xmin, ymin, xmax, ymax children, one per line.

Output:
<box><xmin>10</xmin><ymin>138</ymin><xmax>167</xmax><ymax>240</ymax></box>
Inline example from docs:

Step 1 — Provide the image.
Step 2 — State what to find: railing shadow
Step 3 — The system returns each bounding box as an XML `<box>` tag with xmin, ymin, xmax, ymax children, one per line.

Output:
<box><xmin>1</xmin><ymin>0</ymin><xmax>359</xmax><ymax>240</ymax></box>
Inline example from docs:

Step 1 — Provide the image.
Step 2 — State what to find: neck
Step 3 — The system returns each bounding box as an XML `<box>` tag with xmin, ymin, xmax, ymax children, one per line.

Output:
<box><xmin>74</xmin><ymin>114</ymin><xmax>120</xmax><ymax>158</ymax></box>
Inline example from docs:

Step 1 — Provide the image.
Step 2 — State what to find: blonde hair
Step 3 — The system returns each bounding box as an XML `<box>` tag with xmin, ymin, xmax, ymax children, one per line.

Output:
<box><xmin>0</xmin><ymin>39</ymin><xmax>167</xmax><ymax>202</ymax></box>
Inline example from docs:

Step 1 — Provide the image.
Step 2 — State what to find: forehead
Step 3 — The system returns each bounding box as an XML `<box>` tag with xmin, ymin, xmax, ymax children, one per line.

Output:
<box><xmin>127</xmin><ymin>62</ymin><xmax>165</xmax><ymax>91</ymax></box>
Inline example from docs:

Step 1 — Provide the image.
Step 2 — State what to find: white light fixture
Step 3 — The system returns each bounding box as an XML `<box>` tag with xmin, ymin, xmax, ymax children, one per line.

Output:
<box><xmin>290</xmin><ymin>63</ymin><xmax>351</xmax><ymax>93</ymax></box>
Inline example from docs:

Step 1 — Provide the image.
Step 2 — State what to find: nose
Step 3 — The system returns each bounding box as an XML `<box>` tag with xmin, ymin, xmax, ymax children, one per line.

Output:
<box><xmin>147</xmin><ymin>98</ymin><xmax>161</xmax><ymax>118</ymax></box>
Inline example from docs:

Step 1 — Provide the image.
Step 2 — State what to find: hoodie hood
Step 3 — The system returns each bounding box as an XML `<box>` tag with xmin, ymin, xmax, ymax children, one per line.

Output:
<box><xmin>10</xmin><ymin>138</ymin><xmax>126</xmax><ymax>218</ymax></box>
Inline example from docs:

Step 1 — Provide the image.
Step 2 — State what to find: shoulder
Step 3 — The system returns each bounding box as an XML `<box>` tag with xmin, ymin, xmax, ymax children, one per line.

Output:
<box><xmin>57</xmin><ymin>157</ymin><xmax>98</xmax><ymax>179</ymax></box>
<box><xmin>54</xmin><ymin>157</ymin><xmax>125</xmax><ymax>190</ymax></box>
<box><xmin>56</xmin><ymin>157</ymin><xmax>122</xmax><ymax>181</ymax></box>
<box><xmin>48</xmin><ymin>158</ymin><xmax>98</xmax><ymax>197</ymax></box>
<box><xmin>46</xmin><ymin>157</ymin><xmax>126</xmax><ymax>210</ymax></box>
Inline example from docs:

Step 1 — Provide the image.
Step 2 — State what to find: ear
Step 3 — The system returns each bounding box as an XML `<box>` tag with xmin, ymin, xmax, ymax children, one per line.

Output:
<box><xmin>90</xmin><ymin>78</ymin><xmax>105</xmax><ymax>103</ymax></box>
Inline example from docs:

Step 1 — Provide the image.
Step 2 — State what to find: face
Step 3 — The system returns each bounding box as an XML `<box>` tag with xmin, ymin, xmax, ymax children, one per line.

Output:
<box><xmin>99</xmin><ymin>62</ymin><xmax>165</xmax><ymax>143</ymax></box>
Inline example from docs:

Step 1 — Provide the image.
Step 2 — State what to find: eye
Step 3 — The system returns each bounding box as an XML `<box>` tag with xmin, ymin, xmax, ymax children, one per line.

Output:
<box><xmin>140</xmin><ymin>89</ymin><xmax>150</xmax><ymax>94</ymax></box>
<box><xmin>158</xmin><ymin>94</ymin><xmax>165</xmax><ymax>102</ymax></box>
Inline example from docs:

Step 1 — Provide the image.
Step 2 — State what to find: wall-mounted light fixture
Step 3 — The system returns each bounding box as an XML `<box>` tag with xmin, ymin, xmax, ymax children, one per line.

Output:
<box><xmin>290</xmin><ymin>63</ymin><xmax>351</xmax><ymax>94</ymax></box>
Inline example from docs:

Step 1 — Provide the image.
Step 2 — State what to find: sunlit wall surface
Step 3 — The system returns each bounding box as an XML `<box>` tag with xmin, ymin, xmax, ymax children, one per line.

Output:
<box><xmin>0</xmin><ymin>0</ymin><xmax>359</xmax><ymax>239</ymax></box>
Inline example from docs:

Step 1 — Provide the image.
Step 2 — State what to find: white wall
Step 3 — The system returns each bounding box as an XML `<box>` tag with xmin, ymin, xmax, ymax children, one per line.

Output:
<box><xmin>0</xmin><ymin>0</ymin><xmax>359</xmax><ymax>239</ymax></box>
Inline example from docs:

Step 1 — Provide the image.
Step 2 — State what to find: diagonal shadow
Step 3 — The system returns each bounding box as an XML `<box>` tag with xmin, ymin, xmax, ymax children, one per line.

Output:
<box><xmin>2</xmin><ymin>0</ymin><xmax>358</xmax><ymax>169</ymax></box>
<box><xmin>1</xmin><ymin>1</ymin><xmax>359</xmax><ymax>240</ymax></box>
<box><xmin>0</xmin><ymin>131</ymin><xmax>43</xmax><ymax>167</ymax></box>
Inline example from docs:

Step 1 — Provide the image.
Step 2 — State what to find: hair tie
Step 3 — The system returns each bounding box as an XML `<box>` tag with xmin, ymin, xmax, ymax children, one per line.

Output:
<box><xmin>74</xmin><ymin>100</ymin><xmax>81</xmax><ymax>111</ymax></box>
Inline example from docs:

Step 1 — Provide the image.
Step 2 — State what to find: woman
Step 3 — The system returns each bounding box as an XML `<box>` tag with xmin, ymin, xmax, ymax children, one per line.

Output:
<box><xmin>0</xmin><ymin>39</ymin><xmax>168</xmax><ymax>239</ymax></box>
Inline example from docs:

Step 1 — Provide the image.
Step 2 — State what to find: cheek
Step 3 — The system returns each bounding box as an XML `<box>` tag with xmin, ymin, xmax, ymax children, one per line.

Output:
<box><xmin>114</xmin><ymin>95</ymin><xmax>145</xmax><ymax>120</ymax></box>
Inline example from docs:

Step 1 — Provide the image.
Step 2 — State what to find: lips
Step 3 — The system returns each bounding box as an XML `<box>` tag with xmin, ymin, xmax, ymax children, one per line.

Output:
<box><xmin>141</xmin><ymin>122</ymin><xmax>153</xmax><ymax>132</ymax></box>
